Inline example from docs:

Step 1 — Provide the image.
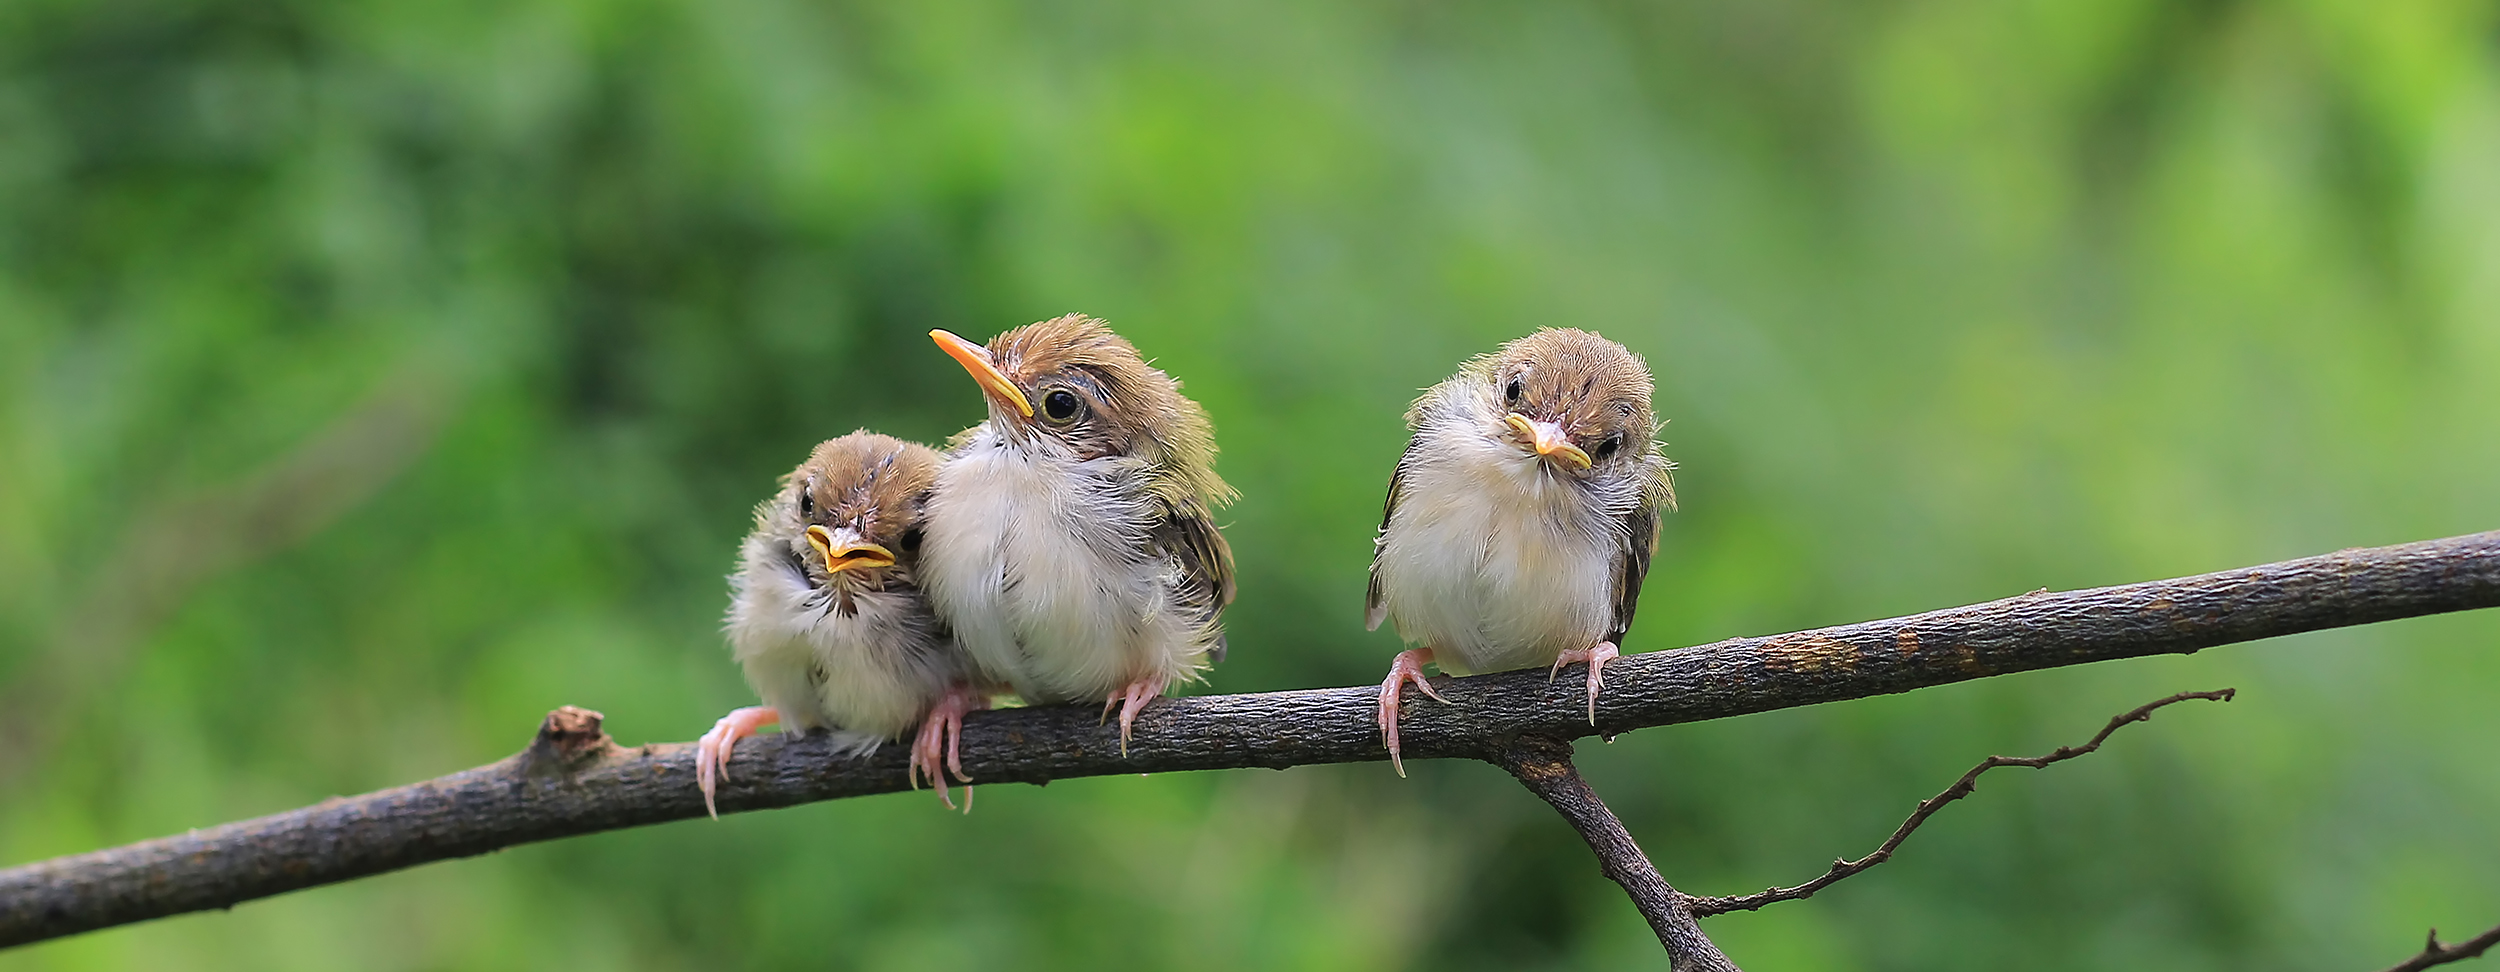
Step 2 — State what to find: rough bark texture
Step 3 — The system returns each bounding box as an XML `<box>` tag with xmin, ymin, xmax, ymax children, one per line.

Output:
<box><xmin>1491</xmin><ymin>736</ymin><xmax>1740</xmax><ymax>972</ymax></box>
<box><xmin>5</xmin><ymin>529</ymin><xmax>2498</xmax><ymax>947</ymax></box>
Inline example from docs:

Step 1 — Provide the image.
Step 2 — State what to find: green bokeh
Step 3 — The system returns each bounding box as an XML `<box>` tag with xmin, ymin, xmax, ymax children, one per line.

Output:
<box><xmin>4</xmin><ymin>0</ymin><xmax>2497</xmax><ymax>968</ymax></box>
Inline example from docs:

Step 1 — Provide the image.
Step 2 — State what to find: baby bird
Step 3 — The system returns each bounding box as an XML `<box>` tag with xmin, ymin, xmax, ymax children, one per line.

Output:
<box><xmin>922</xmin><ymin>315</ymin><xmax>1237</xmax><ymax>751</ymax></box>
<box><xmin>1367</xmin><ymin>329</ymin><xmax>1675</xmax><ymax>775</ymax></box>
<box><xmin>697</xmin><ymin>431</ymin><xmax>988</xmax><ymax>814</ymax></box>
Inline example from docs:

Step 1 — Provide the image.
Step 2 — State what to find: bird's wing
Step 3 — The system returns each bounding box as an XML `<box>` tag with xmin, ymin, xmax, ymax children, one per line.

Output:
<box><xmin>1607</xmin><ymin>501</ymin><xmax>1662</xmax><ymax>645</ymax></box>
<box><xmin>1155</xmin><ymin>494</ymin><xmax>1237</xmax><ymax>660</ymax></box>
<box><xmin>1363</xmin><ymin>436</ymin><xmax>1421</xmax><ymax>631</ymax></box>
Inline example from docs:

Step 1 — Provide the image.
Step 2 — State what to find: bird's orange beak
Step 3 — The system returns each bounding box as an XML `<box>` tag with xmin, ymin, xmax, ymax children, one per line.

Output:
<box><xmin>930</xmin><ymin>329</ymin><xmax>1033</xmax><ymax>419</ymax></box>
<box><xmin>806</xmin><ymin>525</ymin><xmax>896</xmax><ymax>575</ymax></box>
<box><xmin>1505</xmin><ymin>413</ymin><xmax>1592</xmax><ymax>470</ymax></box>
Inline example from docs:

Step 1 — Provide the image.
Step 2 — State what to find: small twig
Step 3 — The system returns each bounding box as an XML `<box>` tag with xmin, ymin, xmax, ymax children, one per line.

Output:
<box><xmin>1689</xmin><ymin>688</ymin><xmax>2237</xmax><ymax>916</ymax></box>
<box><xmin>2377</xmin><ymin>923</ymin><xmax>2500</xmax><ymax>972</ymax></box>
<box><xmin>1490</xmin><ymin>736</ymin><xmax>1740</xmax><ymax>972</ymax></box>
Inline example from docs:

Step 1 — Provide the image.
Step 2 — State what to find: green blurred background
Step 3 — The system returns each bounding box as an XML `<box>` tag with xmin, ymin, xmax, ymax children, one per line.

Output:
<box><xmin>4</xmin><ymin>0</ymin><xmax>2498</xmax><ymax>968</ymax></box>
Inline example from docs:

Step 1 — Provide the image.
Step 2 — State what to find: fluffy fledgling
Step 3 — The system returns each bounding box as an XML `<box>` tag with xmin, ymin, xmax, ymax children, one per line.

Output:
<box><xmin>921</xmin><ymin>315</ymin><xmax>1236</xmax><ymax>750</ymax></box>
<box><xmin>697</xmin><ymin>431</ymin><xmax>987</xmax><ymax>814</ymax></box>
<box><xmin>1367</xmin><ymin>329</ymin><xmax>1676</xmax><ymax>774</ymax></box>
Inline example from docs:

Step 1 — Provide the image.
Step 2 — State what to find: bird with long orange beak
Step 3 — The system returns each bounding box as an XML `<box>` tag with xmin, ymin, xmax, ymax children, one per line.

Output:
<box><xmin>921</xmin><ymin>315</ymin><xmax>1237</xmax><ymax>751</ymax></box>
<box><xmin>698</xmin><ymin>432</ymin><xmax>991</xmax><ymax>815</ymax></box>
<box><xmin>1366</xmin><ymin>329</ymin><xmax>1676</xmax><ymax>775</ymax></box>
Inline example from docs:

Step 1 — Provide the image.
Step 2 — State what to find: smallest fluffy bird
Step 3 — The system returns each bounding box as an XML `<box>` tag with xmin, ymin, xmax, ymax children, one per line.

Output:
<box><xmin>698</xmin><ymin>432</ymin><xmax>988</xmax><ymax>815</ymax></box>
<box><xmin>1367</xmin><ymin>329</ymin><xmax>1676</xmax><ymax>775</ymax></box>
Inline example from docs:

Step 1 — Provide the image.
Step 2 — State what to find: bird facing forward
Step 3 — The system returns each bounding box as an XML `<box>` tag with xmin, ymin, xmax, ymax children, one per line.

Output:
<box><xmin>921</xmin><ymin>315</ymin><xmax>1237</xmax><ymax>750</ymax></box>
<box><xmin>698</xmin><ymin>431</ymin><xmax>989</xmax><ymax>814</ymax></box>
<box><xmin>1367</xmin><ymin>328</ymin><xmax>1675</xmax><ymax>775</ymax></box>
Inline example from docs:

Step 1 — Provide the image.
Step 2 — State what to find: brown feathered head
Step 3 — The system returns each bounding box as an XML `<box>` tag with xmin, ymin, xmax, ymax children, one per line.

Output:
<box><xmin>1455</xmin><ymin>328</ymin><xmax>1670</xmax><ymax>500</ymax></box>
<box><xmin>771</xmin><ymin>431</ymin><xmax>943</xmax><ymax>590</ymax></box>
<box><xmin>931</xmin><ymin>315</ymin><xmax>1233</xmax><ymax>506</ymax></box>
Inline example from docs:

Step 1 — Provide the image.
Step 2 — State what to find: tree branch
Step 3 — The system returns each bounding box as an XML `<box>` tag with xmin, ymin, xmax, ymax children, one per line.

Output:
<box><xmin>1491</xmin><ymin>736</ymin><xmax>1739</xmax><ymax>972</ymax></box>
<box><xmin>5</xmin><ymin>530</ymin><xmax>2498</xmax><ymax>948</ymax></box>
<box><xmin>1688</xmin><ymin>688</ymin><xmax>2236</xmax><ymax>916</ymax></box>
<box><xmin>2377</xmin><ymin>924</ymin><xmax>2500</xmax><ymax>972</ymax></box>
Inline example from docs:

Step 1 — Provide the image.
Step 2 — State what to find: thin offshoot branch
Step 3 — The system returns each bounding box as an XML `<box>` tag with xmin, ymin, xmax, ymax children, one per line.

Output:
<box><xmin>1688</xmin><ymin>688</ymin><xmax>2237</xmax><ymax>917</ymax></box>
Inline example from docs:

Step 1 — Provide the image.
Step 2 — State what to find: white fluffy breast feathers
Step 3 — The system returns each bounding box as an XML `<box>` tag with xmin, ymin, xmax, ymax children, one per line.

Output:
<box><xmin>724</xmin><ymin>533</ymin><xmax>954</xmax><ymax>741</ymax></box>
<box><xmin>1371</xmin><ymin>419</ymin><xmax>1621</xmax><ymax>675</ymax></box>
<box><xmin>921</xmin><ymin>426</ymin><xmax>1213</xmax><ymax>703</ymax></box>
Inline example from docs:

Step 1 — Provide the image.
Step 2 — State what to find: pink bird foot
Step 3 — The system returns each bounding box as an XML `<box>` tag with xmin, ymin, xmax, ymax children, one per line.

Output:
<box><xmin>696</xmin><ymin>705</ymin><xmax>781</xmax><ymax>820</ymax></box>
<box><xmin>910</xmin><ymin>684</ymin><xmax>986</xmax><ymax>811</ymax></box>
<box><xmin>1548</xmin><ymin>640</ymin><xmax>1619</xmax><ymax>725</ymax></box>
<box><xmin>1102</xmin><ymin>674</ymin><xmax>1170</xmax><ymax>756</ymax></box>
<box><xmin>1376</xmin><ymin>647</ymin><xmax>1451</xmax><ymax>778</ymax></box>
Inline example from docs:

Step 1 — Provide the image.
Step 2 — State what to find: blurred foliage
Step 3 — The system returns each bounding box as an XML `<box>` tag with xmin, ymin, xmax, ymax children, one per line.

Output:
<box><xmin>3</xmin><ymin>0</ymin><xmax>2498</xmax><ymax>968</ymax></box>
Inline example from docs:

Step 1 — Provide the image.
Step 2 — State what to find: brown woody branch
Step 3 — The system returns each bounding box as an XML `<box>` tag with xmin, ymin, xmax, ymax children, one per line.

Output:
<box><xmin>1688</xmin><ymin>688</ymin><xmax>2238</xmax><ymax>916</ymax></box>
<box><xmin>2378</xmin><ymin>924</ymin><xmax>2500</xmax><ymax>972</ymax></box>
<box><xmin>4</xmin><ymin>530</ymin><xmax>2499</xmax><ymax>949</ymax></box>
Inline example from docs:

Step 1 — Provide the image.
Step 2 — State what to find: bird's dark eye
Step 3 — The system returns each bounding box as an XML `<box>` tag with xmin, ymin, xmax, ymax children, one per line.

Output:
<box><xmin>1505</xmin><ymin>378</ymin><xmax>1524</xmax><ymax>404</ymax></box>
<box><xmin>1042</xmin><ymin>389</ymin><xmax>1082</xmax><ymax>423</ymax></box>
<box><xmin>797</xmin><ymin>489</ymin><xmax>814</xmax><ymax>518</ymax></box>
<box><xmin>897</xmin><ymin>528</ymin><xmax>923</xmax><ymax>554</ymax></box>
<box><xmin>1594</xmin><ymin>435</ymin><xmax>1621</xmax><ymax>461</ymax></box>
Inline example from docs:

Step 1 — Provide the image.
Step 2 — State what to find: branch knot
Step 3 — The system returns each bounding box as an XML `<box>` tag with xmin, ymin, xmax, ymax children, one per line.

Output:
<box><xmin>523</xmin><ymin>706</ymin><xmax>614</xmax><ymax>775</ymax></box>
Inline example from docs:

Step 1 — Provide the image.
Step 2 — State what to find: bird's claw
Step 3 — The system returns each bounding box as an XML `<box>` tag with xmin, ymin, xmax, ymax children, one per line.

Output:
<box><xmin>1548</xmin><ymin>641</ymin><xmax>1618</xmax><ymax>725</ymax></box>
<box><xmin>1377</xmin><ymin>648</ymin><xmax>1448</xmax><ymax>778</ymax></box>
<box><xmin>1105</xmin><ymin>676</ymin><xmax>1167</xmax><ymax>758</ymax></box>
<box><xmin>695</xmin><ymin>706</ymin><xmax>780</xmax><ymax>821</ymax></box>
<box><xmin>910</xmin><ymin>686</ymin><xmax>985</xmax><ymax>811</ymax></box>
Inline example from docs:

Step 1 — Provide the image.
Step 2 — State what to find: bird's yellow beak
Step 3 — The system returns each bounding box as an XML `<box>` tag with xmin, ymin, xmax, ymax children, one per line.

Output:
<box><xmin>806</xmin><ymin>525</ymin><xmax>896</xmax><ymax>575</ymax></box>
<box><xmin>930</xmin><ymin>329</ymin><xmax>1034</xmax><ymax>419</ymax></box>
<box><xmin>1505</xmin><ymin>413</ymin><xmax>1592</xmax><ymax>470</ymax></box>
